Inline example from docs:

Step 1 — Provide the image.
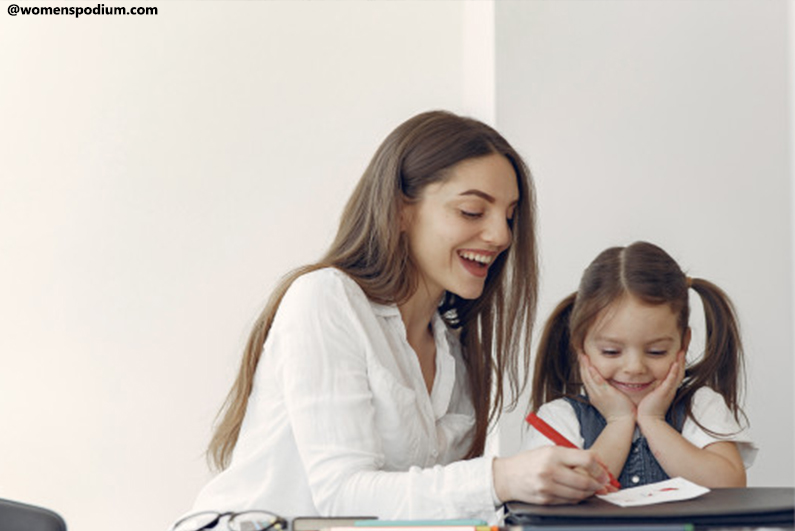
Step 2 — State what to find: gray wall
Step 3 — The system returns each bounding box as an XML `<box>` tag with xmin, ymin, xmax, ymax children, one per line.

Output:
<box><xmin>495</xmin><ymin>0</ymin><xmax>794</xmax><ymax>487</ymax></box>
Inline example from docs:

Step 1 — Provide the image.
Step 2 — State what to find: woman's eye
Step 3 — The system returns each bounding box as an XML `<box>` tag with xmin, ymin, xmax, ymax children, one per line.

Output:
<box><xmin>601</xmin><ymin>349</ymin><xmax>619</xmax><ymax>356</ymax></box>
<box><xmin>460</xmin><ymin>210</ymin><xmax>482</xmax><ymax>219</ymax></box>
<box><xmin>648</xmin><ymin>350</ymin><xmax>668</xmax><ymax>356</ymax></box>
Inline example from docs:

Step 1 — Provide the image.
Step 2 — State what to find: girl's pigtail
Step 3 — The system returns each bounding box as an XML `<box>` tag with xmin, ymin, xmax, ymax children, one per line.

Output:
<box><xmin>530</xmin><ymin>292</ymin><xmax>578</xmax><ymax>412</ymax></box>
<box><xmin>685</xmin><ymin>277</ymin><xmax>747</xmax><ymax>427</ymax></box>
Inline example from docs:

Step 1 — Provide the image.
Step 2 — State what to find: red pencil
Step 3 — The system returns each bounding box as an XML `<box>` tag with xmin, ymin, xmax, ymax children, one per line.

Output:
<box><xmin>526</xmin><ymin>412</ymin><xmax>621</xmax><ymax>489</ymax></box>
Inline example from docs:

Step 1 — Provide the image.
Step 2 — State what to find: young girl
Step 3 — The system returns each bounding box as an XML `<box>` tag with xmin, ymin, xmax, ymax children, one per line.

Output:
<box><xmin>525</xmin><ymin>241</ymin><xmax>757</xmax><ymax>489</ymax></box>
<box><xmin>179</xmin><ymin>111</ymin><xmax>612</xmax><ymax>527</ymax></box>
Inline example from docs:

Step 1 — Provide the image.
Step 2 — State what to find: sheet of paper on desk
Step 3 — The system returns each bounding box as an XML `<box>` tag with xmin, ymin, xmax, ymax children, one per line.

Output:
<box><xmin>597</xmin><ymin>477</ymin><xmax>710</xmax><ymax>507</ymax></box>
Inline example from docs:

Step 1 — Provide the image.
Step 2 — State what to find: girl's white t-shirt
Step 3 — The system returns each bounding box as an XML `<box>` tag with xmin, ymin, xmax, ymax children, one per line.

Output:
<box><xmin>190</xmin><ymin>268</ymin><xmax>496</xmax><ymax>521</ymax></box>
<box><xmin>522</xmin><ymin>387</ymin><xmax>758</xmax><ymax>468</ymax></box>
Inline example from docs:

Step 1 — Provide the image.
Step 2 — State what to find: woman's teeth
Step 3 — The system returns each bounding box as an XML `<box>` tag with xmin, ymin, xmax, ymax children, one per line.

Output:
<box><xmin>459</xmin><ymin>251</ymin><xmax>493</xmax><ymax>265</ymax></box>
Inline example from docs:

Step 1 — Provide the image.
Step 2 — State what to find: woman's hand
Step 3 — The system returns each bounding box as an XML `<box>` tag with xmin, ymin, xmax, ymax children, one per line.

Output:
<box><xmin>493</xmin><ymin>447</ymin><xmax>614</xmax><ymax>505</ymax></box>
<box><xmin>579</xmin><ymin>354</ymin><xmax>636</xmax><ymax>424</ymax></box>
<box><xmin>637</xmin><ymin>351</ymin><xmax>685</xmax><ymax>421</ymax></box>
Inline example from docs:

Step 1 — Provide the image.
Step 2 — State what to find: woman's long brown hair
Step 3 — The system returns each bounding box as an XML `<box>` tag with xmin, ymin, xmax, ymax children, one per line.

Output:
<box><xmin>531</xmin><ymin>241</ymin><xmax>746</xmax><ymax>432</ymax></box>
<box><xmin>209</xmin><ymin>111</ymin><xmax>538</xmax><ymax>470</ymax></box>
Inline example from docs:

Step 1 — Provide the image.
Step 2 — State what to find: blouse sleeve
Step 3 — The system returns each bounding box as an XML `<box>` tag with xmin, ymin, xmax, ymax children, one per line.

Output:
<box><xmin>520</xmin><ymin>399</ymin><xmax>584</xmax><ymax>451</ymax></box>
<box><xmin>682</xmin><ymin>387</ymin><xmax>758</xmax><ymax>468</ymax></box>
<box><xmin>271</xmin><ymin>270</ymin><xmax>496</xmax><ymax>520</ymax></box>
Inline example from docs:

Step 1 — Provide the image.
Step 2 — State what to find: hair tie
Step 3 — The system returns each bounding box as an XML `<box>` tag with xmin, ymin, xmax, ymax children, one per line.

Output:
<box><xmin>686</xmin><ymin>276</ymin><xmax>693</xmax><ymax>288</ymax></box>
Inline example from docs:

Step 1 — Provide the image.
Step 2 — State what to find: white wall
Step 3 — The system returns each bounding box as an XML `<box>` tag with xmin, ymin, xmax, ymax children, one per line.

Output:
<box><xmin>0</xmin><ymin>2</ymin><xmax>792</xmax><ymax>531</ymax></box>
<box><xmin>0</xmin><ymin>2</ymin><xmax>469</xmax><ymax>530</ymax></box>
<box><xmin>495</xmin><ymin>0</ymin><xmax>794</xmax><ymax>487</ymax></box>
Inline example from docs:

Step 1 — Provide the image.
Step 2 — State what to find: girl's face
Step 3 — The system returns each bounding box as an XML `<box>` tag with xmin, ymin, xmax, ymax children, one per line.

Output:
<box><xmin>580</xmin><ymin>295</ymin><xmax>689</xmax><ymax>406</ymax></box>
<box><xmin>401</xmin><ymin>153</ymin><xmax>518</xmax><ymax>301</ymax></box>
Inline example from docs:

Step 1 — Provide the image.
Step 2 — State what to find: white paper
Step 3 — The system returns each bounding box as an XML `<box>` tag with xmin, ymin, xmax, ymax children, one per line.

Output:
<box><xmin>596</xmin><ymin>477</ymin><xmax>711</xmax><ymax>507</ymax></box>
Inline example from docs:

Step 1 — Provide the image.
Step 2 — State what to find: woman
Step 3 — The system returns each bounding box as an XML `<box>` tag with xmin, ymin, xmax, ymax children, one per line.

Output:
<box><xmin>187</xmin><ymin>111</ymin><xmax>612</xmax><ymax>523</ymax></box>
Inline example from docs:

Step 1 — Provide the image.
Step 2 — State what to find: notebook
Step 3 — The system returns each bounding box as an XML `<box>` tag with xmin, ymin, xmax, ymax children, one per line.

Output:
<box><xmin>503</xmin><ymin>487</ymin><xmax>795</xmax><ymax>527</ymax></box>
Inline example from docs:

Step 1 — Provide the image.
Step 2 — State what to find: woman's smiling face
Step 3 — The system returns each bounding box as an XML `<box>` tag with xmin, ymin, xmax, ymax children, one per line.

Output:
<box><xmin>581</xmin><ymin>295</ymin><xmax>688</xmax><ymax>406</ymax></box>
<box><xmin>401</xmin><ymin>153</ymin><xmax>519</xmax><ymax>301</ymax></box>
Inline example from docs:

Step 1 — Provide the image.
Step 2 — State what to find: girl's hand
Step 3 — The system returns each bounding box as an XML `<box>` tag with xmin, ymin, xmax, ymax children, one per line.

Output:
<box><xmin>637</xmin><ymin>351</ymin><xmax>685</xmax><ymax>421</ymax></box>
<box><xmin>579</xmin><ymin>354</ymin><xmax>636</xmax><ymax>423</ymax></box>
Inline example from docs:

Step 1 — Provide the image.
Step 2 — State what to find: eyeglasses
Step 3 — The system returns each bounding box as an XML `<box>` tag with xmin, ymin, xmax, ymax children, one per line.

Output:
<box><xmin>170</xmin><ymin>510</ymin><xmax>288</xmax><ymax>531</ymax></box>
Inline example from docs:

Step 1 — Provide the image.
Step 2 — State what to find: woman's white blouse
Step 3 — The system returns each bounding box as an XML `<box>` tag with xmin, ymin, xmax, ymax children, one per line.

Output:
<box><xmin>521</xmin><ymin>387</ymin><xmax>758</xmax><ymax>468</ymax></box>
<box><xmin>191</xmin><ymin>268</ymin><xmax>496</xmax><ymax>520</ymax></box>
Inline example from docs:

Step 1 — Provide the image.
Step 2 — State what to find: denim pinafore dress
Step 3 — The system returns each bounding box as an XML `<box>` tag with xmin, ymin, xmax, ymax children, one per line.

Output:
<box><xmin>564</xmin><ymin>396</ymin><xmax>686</xmax><ymax>488</ymax></box>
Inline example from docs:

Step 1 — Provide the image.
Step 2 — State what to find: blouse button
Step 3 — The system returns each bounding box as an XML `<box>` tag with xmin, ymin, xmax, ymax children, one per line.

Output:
<box><xmin>631</xmin><ymin>475</ymin><xmax>640</xmax><ymax>484</ymax></box>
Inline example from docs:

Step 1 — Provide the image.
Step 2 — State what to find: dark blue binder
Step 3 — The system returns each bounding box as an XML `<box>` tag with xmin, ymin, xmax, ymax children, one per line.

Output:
<box><xmin>504</xmin><ymin>487</ymin><xmax>794</xmax><ymax>527</ymax></box>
